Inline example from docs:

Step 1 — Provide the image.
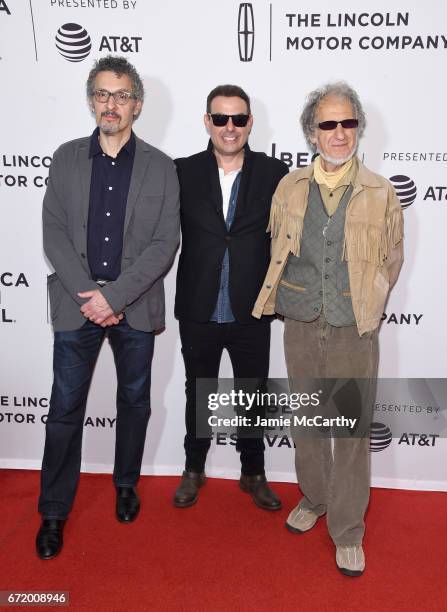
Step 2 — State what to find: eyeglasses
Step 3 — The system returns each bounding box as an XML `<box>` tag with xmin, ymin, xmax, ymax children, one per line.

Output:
<box><xmin>208</xmin><ymin>113</ymin><xmax>250</xmax><ymax>127</ymax></box>
<box><xmin>317</xmin><ymin>119</ymin><xmax>358</xmax><ymax>131</ymax></box>
<box><xmin>94</xmin><ymin>89</ymin><xmax>137</xmax><ymax>105</ymax></box>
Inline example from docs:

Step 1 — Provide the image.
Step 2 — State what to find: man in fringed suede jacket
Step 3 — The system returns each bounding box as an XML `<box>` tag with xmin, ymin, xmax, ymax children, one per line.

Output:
<box><xmin>253</xmin><ymin>82</ymin><xmax>404</xmax><ymax>577</ymax></box>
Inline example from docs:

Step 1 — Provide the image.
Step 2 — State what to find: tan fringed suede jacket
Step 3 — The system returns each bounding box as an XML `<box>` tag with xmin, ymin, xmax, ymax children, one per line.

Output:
<box><xmin>252</xmin><ymin>158</ymin><xmax>404</xmax><ymax>336</ymax></box>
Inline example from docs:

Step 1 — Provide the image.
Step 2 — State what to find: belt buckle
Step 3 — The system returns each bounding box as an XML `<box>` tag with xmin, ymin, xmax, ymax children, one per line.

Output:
<box><xmin>96</xmin><ymin>279</ymin><xmax>109</xmax><ymax>287</ymax></box>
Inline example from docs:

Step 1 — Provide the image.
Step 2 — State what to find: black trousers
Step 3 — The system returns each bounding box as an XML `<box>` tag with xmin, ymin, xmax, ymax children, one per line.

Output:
<box><xmin>179</xmin><ymin>319</ymin><xmax>271</xmax><ymax>476</ymax></box>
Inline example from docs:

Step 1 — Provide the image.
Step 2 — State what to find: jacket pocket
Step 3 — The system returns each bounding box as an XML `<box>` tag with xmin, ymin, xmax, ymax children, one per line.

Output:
<box><xmin>279</xmin><ymin>279</ymin><xmax>307</xmax><ymax>292</ymax></box>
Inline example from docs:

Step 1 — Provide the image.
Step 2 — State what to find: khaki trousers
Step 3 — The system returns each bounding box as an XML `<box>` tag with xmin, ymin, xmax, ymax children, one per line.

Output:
<box><xmin>284</xmin><ymin>315</ymin><xmax>379</xmax><ymax>545</ymax></box>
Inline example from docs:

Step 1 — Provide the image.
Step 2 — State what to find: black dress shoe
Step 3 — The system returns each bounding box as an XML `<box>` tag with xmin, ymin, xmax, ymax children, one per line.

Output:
<box><xmin>239</xmin><ymin>474</ymin><xmax>282</xmax><ymax>511</ymax></box>
<box><xmin>173</xmin><ymin>471</ymin><xmax>206</xmax><ymax>508</ymax></box>
<box><xmin>116</xmin><ymin>486</ymin><xmax>140</xmax><ymax>523</ymax></box>
<box><xmin>36</xmin><ymin>519</ymin><xmax>65</xmax><ymax>560</ymax></box>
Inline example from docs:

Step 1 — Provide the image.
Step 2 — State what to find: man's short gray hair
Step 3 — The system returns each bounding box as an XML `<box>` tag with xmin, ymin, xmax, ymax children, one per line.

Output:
<box><xmin>86</xmin><ymin>55</ymin><xmax>145</xmax><ymax>102</ymax></box>
<box><xmin>300</xmin><ymin>82</ymin><xmax>366</xmax><ymax>151</ymax></box>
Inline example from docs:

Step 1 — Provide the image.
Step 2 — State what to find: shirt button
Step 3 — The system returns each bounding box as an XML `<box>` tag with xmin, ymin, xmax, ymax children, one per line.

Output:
<box><xmin>103</xmin><ymin>262</ymin><xmax>108</xmax><ymax>266</ymax></box>
<box><xmin>319</xmin><ymin>291</ymin><xmax>323</xmax><ymax>296</ymax></box>
<box><xmin>276</xmin><ymin>260</ymin><xmax>282</xmax><ymax>264</ymax></box>
<box><xmin>111</xmin><ymin>161</ymin><xmax>115</xmax><ymax>166</ymax></box>
<box><xmin>324</xmin><ymin>274</ymin><xmax>329</xmax><ymax>279</ymax></box>
<box><xmin>327</xmin><ymin>240</ymin><xmax>332</xmax><ymax>246</ymax></box>
<box><xmin>108</xmin><ymin>186</ymin><xmax>113</xmax><ymax>191</ymax></box>
<box><xmin>314</xmin><ymin>307</ymin><xmax>319</xmax><ymax>312</ymax></box>
<box><xmin>329</xmin><ymin>193</ymin><xmax>333</xmax><ymax>197</ymax></box>
<box><xmin>286</xmin><ymin>234</ymin><xmax>291</xmax><ymax>239</ymax></box>
<box><xmin>266</xmin><ymin>285</ymin><xmax>272</xmax><ymax>289</ymax></box>
<box><xmin>325</xmin><ymin>257</ymin><xmax>331</xmax><ymax>263</ymax></box>
<box><xmin>102</xmin><ymin>153</ymin><xmax>105</xmax><ymax>157</ymax></box>
<box><xmin>106</xmin><ymin>212</ymin><xmax>111</xmax><ymax>216</ymax></box>
<box><xmin>105</xmin><ymin>237</ymin><xmax>110</xmax><ymax>242</ymax></box>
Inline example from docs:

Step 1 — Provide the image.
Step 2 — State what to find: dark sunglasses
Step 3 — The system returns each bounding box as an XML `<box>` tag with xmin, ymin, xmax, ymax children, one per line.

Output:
<box><xmin>208</xmin><ymin>113</ymin><xmax>250</xmax><ymax>127</ymax></box>
<box><xmin>317</xmin><ymin>119</ymin><xmax>359</xmax><ymax>131</ymax></box>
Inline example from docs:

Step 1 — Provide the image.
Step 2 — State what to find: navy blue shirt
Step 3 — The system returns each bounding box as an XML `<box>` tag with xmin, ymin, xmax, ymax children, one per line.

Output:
<box><xmin>87</xmin><ymin>128</ymin><xmax>135</xmax><ymax>281</ymax></box>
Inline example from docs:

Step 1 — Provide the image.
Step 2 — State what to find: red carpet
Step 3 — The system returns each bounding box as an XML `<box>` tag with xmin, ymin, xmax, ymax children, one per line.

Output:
<box><xmin>0</xmin><ymin>470</ymin><xmax>446</xmax><ymax>611</ymax></box>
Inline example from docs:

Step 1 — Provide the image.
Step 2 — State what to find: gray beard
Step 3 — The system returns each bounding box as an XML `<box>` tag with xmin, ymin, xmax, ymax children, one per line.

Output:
<box><xmin>99</xmin><ymin>116</ymin><xmax>121</xmax><ymax>135</ymax></box>
<box><xmin>317</xmin><ymin>140</ymin><xmax>358</xmax><ymax>167</ymax></box>
<box><xmin>100</xmin><ymin>123</ymin><xmax>119</xmax><ymax>135</ymax></box>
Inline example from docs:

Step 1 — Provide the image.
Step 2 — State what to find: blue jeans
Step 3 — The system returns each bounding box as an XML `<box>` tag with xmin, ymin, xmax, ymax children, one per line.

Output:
<box><xmin>38</xmin><ymin>319</ymin><xmax>154</xmax><ymax>519</ymax></box>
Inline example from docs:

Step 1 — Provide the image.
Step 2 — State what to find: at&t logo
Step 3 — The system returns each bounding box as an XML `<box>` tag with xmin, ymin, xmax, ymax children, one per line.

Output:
<box><xmin>398</xmin><ymin>433</ymin><xmax>439</xmax><ymax>447</ymax></box>
<box><xmin>99</xmin><ymin>36</ymin><xmax>141</xmax><ymax>53</ymax></box>
<box><xmin>389</xmin><ymin>175</ymin><xmax>417</xmax><ymax>209</ymax></box>
<box><xmin>55</xmin><ymin>23</ymin><xmax>142</xmax><ymax>62</ymax></box>
<box><xmin>369</xmin><ymin>422</ymin><xmax>392</xmax><ymax>452</ymax></box>
<box><xmin>56</xmin><ymin>23</ymin><xmax>92</xmax><ymax>62</ymax></box>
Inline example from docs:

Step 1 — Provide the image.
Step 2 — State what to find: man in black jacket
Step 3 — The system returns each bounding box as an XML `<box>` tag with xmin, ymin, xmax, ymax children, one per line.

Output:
<box><xmin>173</xmin><ymin>84</ymin><xmax>288</xmax><ymax>509</ymax></box>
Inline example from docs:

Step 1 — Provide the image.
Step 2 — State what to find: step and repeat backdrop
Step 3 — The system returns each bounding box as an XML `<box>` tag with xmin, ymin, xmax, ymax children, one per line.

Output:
<box><xmin>1</xmin><ymin>0</ymin><xmax>446</xmax><ymax>490</ymax></box>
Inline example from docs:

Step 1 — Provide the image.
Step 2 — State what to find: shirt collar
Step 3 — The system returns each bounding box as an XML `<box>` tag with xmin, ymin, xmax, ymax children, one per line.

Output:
<box><xmin>89</xmin><ymin>127</ymin><xmax>136</xmax><ymax>159</ymax></box>
<box><xmin>218</xmin><ymin>167</ymin><xmax>241</xmax><ymax>180</ymax></box>
<box><xmin>294</xmin><ymin>155</ymin><xmax>383</xmax><ymax>189</ymax></box>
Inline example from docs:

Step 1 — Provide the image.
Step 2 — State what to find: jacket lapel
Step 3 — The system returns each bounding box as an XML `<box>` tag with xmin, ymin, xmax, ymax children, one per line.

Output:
<box><xmin>232</xmin><ymin>144</ymin><xmax>253</xmax><ymax>224</ymax></box>
<box><xmin>205</xmin><ymin>140</ymin><xmax>224</xmax><ymax>219</ymax></box>
<box><xmin>77</xmin><ymin>141</ymin><xmax>92</xmax><ymax>226</ymax></box>
<box><xmin>204</xmin><ymin>140</ymin><xmax>252</xmax><ymax>228</ymax></box>
<box><xmin>124</xmin><ymin>136</ymin><xmax>151</xmax><ymax>234</ymax></box>
<box><xmin>349</xmin><ymin>158</ymin><xmax>381</xmax><ymax>204</ymax></box>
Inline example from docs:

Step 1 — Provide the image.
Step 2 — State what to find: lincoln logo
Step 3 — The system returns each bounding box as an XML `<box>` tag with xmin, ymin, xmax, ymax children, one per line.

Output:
<box><xmin>238</xmin><ymin>3</ymin><xmax>255</xmax><ymax>62</ymax></box>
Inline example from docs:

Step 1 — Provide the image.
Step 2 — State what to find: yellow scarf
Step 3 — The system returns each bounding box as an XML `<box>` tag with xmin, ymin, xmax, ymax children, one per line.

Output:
<box><xmin>313</xmin><ymin>156</ymin><xmax>353</xmax><ymax>190</ymax></box>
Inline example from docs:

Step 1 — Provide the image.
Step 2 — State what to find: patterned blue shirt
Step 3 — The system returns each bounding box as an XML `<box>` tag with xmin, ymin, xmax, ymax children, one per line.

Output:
<box><xmin>210</xmin><ymin>171</ymin><xmax>242</xmax><ymax>323</ymax></box>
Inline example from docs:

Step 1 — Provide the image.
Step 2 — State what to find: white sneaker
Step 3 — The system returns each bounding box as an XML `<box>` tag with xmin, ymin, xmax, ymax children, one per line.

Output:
<box><xmin>285</xmin><ymin>505</ymin><xmax>319</xmax><ymax>533</ymax></box>
<box><xmin>336</xmin><ymin>545</ymin><xmax>365</xmax><ymax>576</ymax></box>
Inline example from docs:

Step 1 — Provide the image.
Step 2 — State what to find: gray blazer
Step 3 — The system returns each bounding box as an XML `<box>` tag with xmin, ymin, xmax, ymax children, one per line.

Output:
<box><xmin>43</xmin><ymin>134</ymin><xmax>180</xmax><ymax>332</ymax></box>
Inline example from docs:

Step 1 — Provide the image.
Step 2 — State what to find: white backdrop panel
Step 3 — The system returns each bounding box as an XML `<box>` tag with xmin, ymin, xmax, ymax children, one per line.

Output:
<box><xmin>0</xmin><ymin>0</ymin><xmax>445</xmax><ymax>490</ymax></box>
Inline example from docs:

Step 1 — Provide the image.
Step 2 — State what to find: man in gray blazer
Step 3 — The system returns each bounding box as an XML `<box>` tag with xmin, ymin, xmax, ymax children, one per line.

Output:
<box><xmin>36</xmin><ymin>55</ymin><xmax>179</xmax><ymax>560</ymax></box>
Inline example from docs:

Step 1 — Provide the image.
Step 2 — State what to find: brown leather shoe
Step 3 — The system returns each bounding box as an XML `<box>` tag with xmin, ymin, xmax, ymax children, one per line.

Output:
<box><xmin>173</xmin><ymin>471</ymin><xmax>206</xmax><ymax>508</ymax></box>
<box><xmin>239</xmin><ymin>474</ymin><xmax>282</xmax><ymax>511</ymax></box>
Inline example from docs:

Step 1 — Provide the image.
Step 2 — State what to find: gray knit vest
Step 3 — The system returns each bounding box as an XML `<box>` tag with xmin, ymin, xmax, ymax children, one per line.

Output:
<box><xmin>275</xmin><ymin>180</ymin><xmax>356</xmax><ymax>326</ymax></box>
